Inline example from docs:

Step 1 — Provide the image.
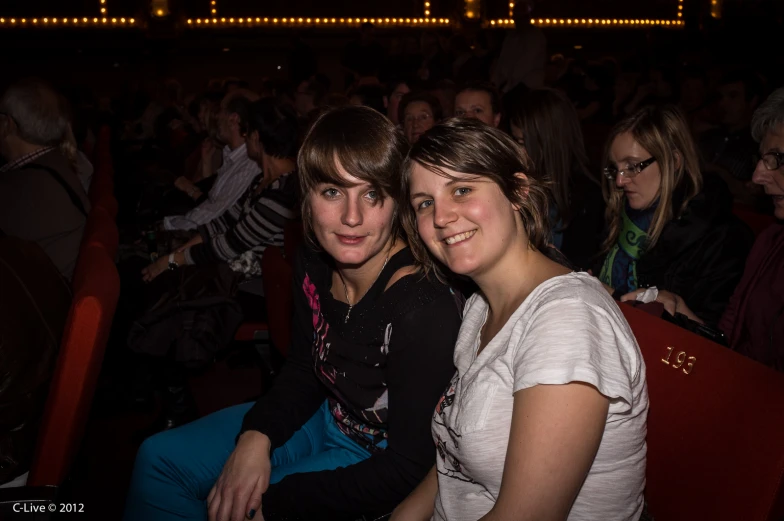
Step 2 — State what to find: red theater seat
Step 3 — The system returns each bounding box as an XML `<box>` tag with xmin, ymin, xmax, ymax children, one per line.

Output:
<box><xmin>261</xmin><ymin>246</ymin><xmax>294</xmax><ymax>357</ymax></box>
<box><xmin>733</xmin><ymin>204</ymin><xmax>777</xmax><ymax>237</ymax></box>
<box><xmin>81</xmin><ymin>207</ymin><xmax>119</xmax><ymax>259</ymax></box>
<box><xmin>27</xmin><ymin>245</ymin><xmax>120</xmax><ymax>486</ymax></box>
<box><xmin>620</xmin><ymin>303</ymin><xmax>784</xmax><ymax>521</ymax></box>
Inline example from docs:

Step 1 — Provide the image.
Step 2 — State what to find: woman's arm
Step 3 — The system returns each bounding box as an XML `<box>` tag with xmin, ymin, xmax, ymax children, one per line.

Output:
<box><xmin>481</xmin><ymin>383</ymin><xmax>609</xmax><ymax>521</ymax></box>
<box><xmin>238</xmin><ymin>247</ymin><xmax>326</xmax><ymax>445</ymax></box>
<box><xmin>259</xmin><ymin>289</ymin><xmax>460</xmax><ymax>519</ymax></box>
<box><xmin>189</xmin><ymin>179</ymin><xmax>297</xmax><ymax>266</ymax></box>
<box><xmin>390</xmin><ymin>466</ymin><xmax>438</xmax><ymax>521</ymax></box>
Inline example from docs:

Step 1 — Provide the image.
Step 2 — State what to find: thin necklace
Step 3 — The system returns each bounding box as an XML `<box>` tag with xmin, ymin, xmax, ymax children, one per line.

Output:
<box><xmin>337</xmin><ymin>248</ymin><xmax>392</xmax><ymax>324</ymax></box>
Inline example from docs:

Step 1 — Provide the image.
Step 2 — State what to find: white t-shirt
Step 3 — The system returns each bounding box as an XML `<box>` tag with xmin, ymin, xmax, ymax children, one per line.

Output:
<box><xmin>431</xmin><ymin>272</ymin><xmax>647</xmax><ymax>521</ymax></box>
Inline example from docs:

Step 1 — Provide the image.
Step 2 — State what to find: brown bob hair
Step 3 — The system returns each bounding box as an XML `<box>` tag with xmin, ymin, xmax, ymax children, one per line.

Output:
<box><xmin>298</xmin><ymin>105</ymin><xmax>409</xmax><ymax>249</ymax></box>
<box><xmin>400</xmin><ymin>118</ymin><xmax>552</xmax><ymax>281</ymax></box>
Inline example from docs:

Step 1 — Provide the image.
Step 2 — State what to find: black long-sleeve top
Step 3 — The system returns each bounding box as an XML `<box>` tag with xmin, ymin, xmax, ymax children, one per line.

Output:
<box><xmin>240</xmin><ymin>245</ymin><xmax>462</xmax><ymax>520</ymax></box>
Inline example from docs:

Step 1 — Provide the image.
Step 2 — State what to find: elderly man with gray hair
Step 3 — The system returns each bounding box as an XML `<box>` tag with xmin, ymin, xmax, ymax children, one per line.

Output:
<box><xmin>0</xmin><ymin>78</ymin><xmax>91</xmax><ymax>281</ymax></box>
<box><xmin>718</xmin><ymin>86</ymin><xmax>784</xmax><ymax>371</ymax></box>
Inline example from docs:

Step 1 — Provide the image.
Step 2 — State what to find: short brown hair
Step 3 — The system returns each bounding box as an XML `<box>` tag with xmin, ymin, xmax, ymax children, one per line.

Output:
<box><xmin>400</xmin><ymin>118</ymin><xmax>551</xmax><ymax>281</ymax></box>
<box><xmin>298</xmin><ymin>105</ymin><xmax>408</xmax><ymax>248</ymax></box>
<box><xmin>398</xmin><ymin>91</ymin><xmax>443</xmax><ymax>126</ymax></box>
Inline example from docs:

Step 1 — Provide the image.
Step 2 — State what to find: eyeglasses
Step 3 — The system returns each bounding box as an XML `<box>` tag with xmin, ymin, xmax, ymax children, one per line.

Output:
<box><xmin>603</xmin><ymin>157</ymin><xmax>656</xmax><ymax>181</ymax></box>
<box><xmin>754</xmin><ymin>151</ymin><xmax>784</xmax><ymax>171</ymax></box>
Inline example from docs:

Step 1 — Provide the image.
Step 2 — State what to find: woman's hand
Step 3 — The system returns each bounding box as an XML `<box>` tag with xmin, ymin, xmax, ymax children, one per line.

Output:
<box><xmin>141</xmin><ymin>255</ymin><xmax>170</xmax><ymax>283</ymax></box>
<box><xmin>620</xmin><ymin>289</ymin><xmax>703</xmax><ymax>324</ymax></box>
<box><xmin>390</xmin><ymin>466</ymin><xmax>438</xmax><ymax>521</ymax></box>
<box><xmin>207</xmin><ymin>431</ymin><xmax>273</xmax><ymax>521</ymax></box>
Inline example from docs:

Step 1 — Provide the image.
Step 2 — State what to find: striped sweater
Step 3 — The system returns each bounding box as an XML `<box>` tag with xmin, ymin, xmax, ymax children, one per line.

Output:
<box><xmin>186</xmin><ymin>172</ymin><xmax>298</xmax><ymax>276</ymax></box>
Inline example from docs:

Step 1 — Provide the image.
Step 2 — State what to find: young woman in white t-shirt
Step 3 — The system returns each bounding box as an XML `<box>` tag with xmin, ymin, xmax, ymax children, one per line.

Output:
<box><xmin>391</xmin><ymin>118</ymin><xmax>648</xmax><ymax>521</ymax></box>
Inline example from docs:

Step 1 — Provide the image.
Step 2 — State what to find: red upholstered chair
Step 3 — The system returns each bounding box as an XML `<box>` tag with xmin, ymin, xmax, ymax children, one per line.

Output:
<box><xmin>733</xmin><ymin>204</ymin><xmax>776</xmax><ymax>237</ymax></box>
<box><xmin>261</xmin><ymin>246</ymin><xmax>294</xmax><ymax>357</ymax></box>
<box><xmin>27</xmin><ymin>245</ymin><xmax>120</xmax><ymax>486</ymax></box>
<box><xmin>81</xmin><ymin>207</ymin><xmax>119</xmax><ymax>259</ymax></box>
<box><xmin>283</xmin><ymin>219</ymin><xmax>304</xmax><ymax>261</ymax></box>
<box><xmin>619</xmin><ymin>303</ymin><xmax>784</xmax><ymax>521</ymax></box>
<box><xmin>92</xmin><ymin>126</ymin><xmax>112</xmax><ymax>176</ymax></box>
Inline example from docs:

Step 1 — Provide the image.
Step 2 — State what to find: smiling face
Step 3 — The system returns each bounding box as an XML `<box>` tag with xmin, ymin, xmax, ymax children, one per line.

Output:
<box><xmin>308</xmin><ymin>162</ymin><xmax>397</xmax><ymax>267</ymax></box>
<box><xmin>753</xmin><ymin>125</ymin><xmax>784</xmax><ymax>219</ymax></box>
<box><xmin>455</xmin><ymin>90</ymin><xmax>500</xmax><ymax>128</ymax></box>
<box><xmin>408</xmin><ymin>162</ymin><xmax>521</xmax><ymax>278</ymax></box>
<box><xmin>609</xmin><ymin>131</ymin><xmax>662</xmax><ymax>210</ymax></box>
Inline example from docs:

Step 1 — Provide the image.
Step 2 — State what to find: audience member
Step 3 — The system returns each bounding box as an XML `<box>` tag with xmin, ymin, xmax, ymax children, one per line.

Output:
<box><xmin>124</xmin><ymin>106</ymin><xmax>462</xmax><ymax>521</ymax></box>
<box><xmin>454</xmin><ymin>81</ymin><xmax>502</xmax><ymax>127</ymax></box>
<box><xmin>0</xmin><ymin>78</ymin><xmax>92</xmax><ymax>281</ymax></box>
<box><xmin>395</xmin><ymin>118</ymin><xmax>647</xmax><ymax>521</ymax></box>
<box><xmin>400</xmin><ymin>91</ymin><xmax>443</xmax><ymax>144</ymax></box>
<box><xmin>597</xmin><ymin>105</ymin><xmax>753</xmax><ymax>324</ymax></box>
<box><xmin>431</xmin><ymin>79</ymin><xmax>457</xmax><ymax>119</ymax></box>
<box><xmin>349</xmin><ymin>84</ymin><xmax>387</xmax><ymax>114</ymax></box>
<box><xmin>385</xmin><ymin>79</ymin><xmax>411</xmax><ymax>126</ymax></box>
<box><xmin>699</xmin><ymin>69</ymin><xmax>764</xmax><ymax>203</ymax></box>
<box><xmin>509</xmin><ymin>89</ymin><xmax>605</xmax><ymax>269</ymax></box>
<box><xmin>341</xmin><ymin>22</ymin><xmax>386</xmax><ymax>88</ymax></box>
<box><xmin>492</xmin><ymin>0</ymin><xmax>546</xmax><ymax>92</ymax></box>
<box><xmin>719</xmin><ymin>87</ymin><xmax>784</xmax><ymax>370</ymax></box>
<box><xmin>163</xmin><ymin>92</ymin><xmax>260</xmax><ymax>231</ymax></box>
<box><xmin>142</xmin><ymin>99</ymin><xmax>300</xmax><ymax>282</ymax></box>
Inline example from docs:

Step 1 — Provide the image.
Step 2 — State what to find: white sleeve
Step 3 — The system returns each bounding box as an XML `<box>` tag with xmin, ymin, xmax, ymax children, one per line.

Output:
<box><xmin>180</xmin><ymin>161</ymin><xmax>258</xmax><ymax>227</ymax></box>
<box><xmin>511</xmin><ymin>297</ymin><xmax>639</xmax><ymax>413</ymax></box>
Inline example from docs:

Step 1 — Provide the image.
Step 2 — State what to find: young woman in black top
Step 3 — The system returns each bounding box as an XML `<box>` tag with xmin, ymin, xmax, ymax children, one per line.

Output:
<box><xmin>124</xmin><ymin>105</ymin><xmax>462</xmax><ymax>521</ymax></box>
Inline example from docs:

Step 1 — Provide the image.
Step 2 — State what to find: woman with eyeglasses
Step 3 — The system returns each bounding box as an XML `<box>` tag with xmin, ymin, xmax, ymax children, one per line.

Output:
<box><xmin>719</xmin><ymin>88</ymin><xmax>784</xmax><ymax>371</ymax></box>
<box><xmin>400</xmin><ymin>91</ymin><xmax>442</xmax><ymax>144</ymax></box>
<box><xmin>597</xmin><ymin>105</ymin><xmax>753</xmax><ymax>325</ymax></box>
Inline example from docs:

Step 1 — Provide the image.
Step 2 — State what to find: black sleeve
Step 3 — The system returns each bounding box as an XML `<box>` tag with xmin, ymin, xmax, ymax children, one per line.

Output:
<box><xmin>238</xmin><ymin>247</ymin><xmax>326</xmax><ymax>448</ymax></box>
<box><xmin>261</xmin><ymin>290</ymin><xmax>460</xmax><ymax>520</ymax></box>
<box><xmin>679</xmin><ymin>220</ymin><xmax>754</xmax><ymax>325</ymax></box>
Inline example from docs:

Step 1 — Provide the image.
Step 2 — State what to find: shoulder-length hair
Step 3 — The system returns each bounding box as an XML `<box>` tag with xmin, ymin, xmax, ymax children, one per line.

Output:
<box><xmin>601</xmin><ymin>105</ymin><xmax>702</xmax><ymax>253</ymax></box>
<box><xmin>297</xmin><ymin>105</ymin><xmax>408</xmax><ymax>249</ymax></box>
<box><xmin>400</xmin><ymin>118</ymin><xmax>551</xmax><ymax>281</ymax></box>
<box><xmin>509</xmin><ymin>88</ymin><xmax>595</xmax><ymax>228</ymax></box>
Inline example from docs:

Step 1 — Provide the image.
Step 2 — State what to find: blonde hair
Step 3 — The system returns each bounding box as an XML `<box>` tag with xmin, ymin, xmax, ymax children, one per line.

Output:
<box><xmin>601</xmin><ymin>105</ymin><xmax>702</xmax><ymax>253</ymax></box>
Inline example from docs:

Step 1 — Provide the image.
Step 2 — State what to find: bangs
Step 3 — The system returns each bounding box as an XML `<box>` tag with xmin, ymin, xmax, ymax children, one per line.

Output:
<box><xmin>298</xmin><ymin>105</ymin><xmax>405</xmax><ymax>200</ymax></box>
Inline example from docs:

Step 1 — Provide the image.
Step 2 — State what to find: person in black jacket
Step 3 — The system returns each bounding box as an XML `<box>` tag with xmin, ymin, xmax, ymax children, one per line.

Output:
<box><xmin>508</xmin><ymin>88</ymin><xmax>605</xmax><ymax>271</ymax></box>
<box><xmin>124</xmin><ymin>106</ymin><xmax>462</xmax><ymax>521</ymax></box>
<box><xmin>597</xmin><ymin>105</ymin><xmax>753</xmax><ymax>325</ymax></box>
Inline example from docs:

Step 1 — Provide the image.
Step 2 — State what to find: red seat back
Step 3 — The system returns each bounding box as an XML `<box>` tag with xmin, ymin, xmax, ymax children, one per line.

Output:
<box><xmin>81</xmin><ymin>207</ymin><xmax>119</xmax><ymax>259</ymax></box>
<box><xmin>27</xmin><ymin>245</ymin><xmax>120</xmax><ymax>486</ymax></box>
<box><xmin>733</xmin><ymin>204</ymin><xmax>776</xmax><ymax>237</ymax></box>
<box><xmin>261</xmin><ymin>246</ymin><xmax>294</xmax><ymax>357</ymax></box>
<box><xmin>283</xmin><ymin>219</ymin><xmax>304</xmax><ymax>262</ymax></box>
<box><xmin>620</xmin><ymin>303</ymin><xmax>784</xmax><ymax>521</ymax></box>
<box><xmin>93</xmin><ymin>126</ymin><xmax>112</xmax><ymax>177</ymax></box>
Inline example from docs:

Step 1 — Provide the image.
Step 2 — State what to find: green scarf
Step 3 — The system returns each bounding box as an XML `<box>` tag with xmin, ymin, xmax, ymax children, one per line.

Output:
<box><xmin>599</xmin><ymin>205</ymin><xmax>652</xmax><ymax>294</ymax></box>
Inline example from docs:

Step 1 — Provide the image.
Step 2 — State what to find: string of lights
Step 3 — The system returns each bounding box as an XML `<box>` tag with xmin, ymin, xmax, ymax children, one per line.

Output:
<box><xmin>0</xmin><ymin>17</ymin><xmax>135</xmax><ymax>26</ymax></box>
<box><xmin>489</xmin><ymin>18</ymin><xmax>685</xmax><ymax>27</ymax></box>
<box><xmin>186</xmin><ymin>17</ymin><xmax>451</xmax><ymax>27</ymax></box>
<box><xmin>492</xmin><ymin>0</ymin><xmax>685</xmax><ymax>28</ymax></box>
<box><xmin>100</xmin><ymin>0</ymin><xmax>107</xmax><ymax>16</ymax></box>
